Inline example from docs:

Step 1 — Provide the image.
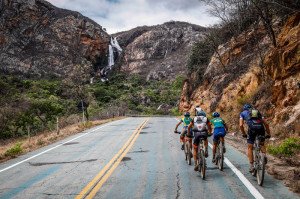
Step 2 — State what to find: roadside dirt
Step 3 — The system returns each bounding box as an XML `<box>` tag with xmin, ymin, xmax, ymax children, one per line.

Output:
<box><xmin>226</xmin><ymin>134</ymin><xmax>300</xmax><ymax>194</ymax></box>
<box><xmin>0</xmin><ymin>117</ymin><xmax>125</xmax><ymax>163</ymax></box>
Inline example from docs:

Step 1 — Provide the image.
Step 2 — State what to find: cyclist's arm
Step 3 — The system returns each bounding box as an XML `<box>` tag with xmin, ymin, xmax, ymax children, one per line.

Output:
<box><xmin>223</xmin><ymin>121</ymin><xmax>229</xmax><ymax>132</ymax></box>
<box><xmin>207</xmin><ymin>121</ymin><xmax>212</xmax><ymax>134</ymax></box>
<box><xmin>239</xmin><ymin>118</ymin><xmax>246</xmax><ymax>135</ymax></box>
<box><xmin>187</xmin><ymin>122</ymin><xmax>193</xmax><ymax>133</ymax></box>
<box><xmin>175</xmin><ymin>120</ymin><xmax>182</xmax><ymax>132</ymax></box>
<box><xmin>262</xmin><ymin>119</ymin><xmax>271</xmax><ymax>135</ymax></box>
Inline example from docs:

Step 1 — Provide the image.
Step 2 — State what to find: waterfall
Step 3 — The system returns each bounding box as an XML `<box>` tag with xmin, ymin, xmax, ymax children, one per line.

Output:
<box><xmin>100</xmin><ymin>37</ymin><xmax>122</xmax><ymax>82</ymax></box>
<box><xmin>108</xmin><ymin>44</ymin><xmax>114</xmax><ymax>69</ymax></box>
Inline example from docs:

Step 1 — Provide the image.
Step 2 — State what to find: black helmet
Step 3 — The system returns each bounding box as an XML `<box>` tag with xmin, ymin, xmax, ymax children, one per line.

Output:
<box><xmin>212</xmin><ymin>112</ymin><xmax>220</xmax><ymax>118</ymax></box>
<box><xmin>243</xmin><ymin>104</ymin><xmax>252</xmax><ymax>110</ymax></box>
<box><xmin>184</xmin><ymin>112</ymin><xmax>190</xmax><ymax>117</ymax></box>
<box><xmin>196</xmin><ymin>110</ymin><xmax>206</xmax><ymax>117</ymax></box>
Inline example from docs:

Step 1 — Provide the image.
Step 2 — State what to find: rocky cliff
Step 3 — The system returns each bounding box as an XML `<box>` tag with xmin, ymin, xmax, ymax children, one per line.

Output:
<box><xmin>179</xmin><ymin>13</ymin><xmax>300</xmax><ymax>136</ymax></box>
<box><xmin>0</xmin><ymin>0</ymin><xmax>109</xmax><ymax>78</ymax></box>
<box><xmin>114</xmin><ymin>22</ymin><xmax>208</xmax><ymax>81</ymax></box>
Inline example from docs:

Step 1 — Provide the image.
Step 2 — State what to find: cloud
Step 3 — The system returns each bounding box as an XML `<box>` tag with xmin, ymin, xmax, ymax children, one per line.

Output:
<box><xmin>46</xmin><ymin>0</ymin><xmax>219</xmax><ymax>34</ymax></box>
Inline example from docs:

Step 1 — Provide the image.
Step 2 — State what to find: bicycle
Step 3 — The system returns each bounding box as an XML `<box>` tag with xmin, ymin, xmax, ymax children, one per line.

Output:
<box><xmin>214</xmin><ymin>140</ymin><xmax>224</xmax><ymax>171</ymax></box>
<box><xmin>251</xmin><ymin>135</ymin><xmax>267</xmax><ymax>186</ymax></box>
<box><xmin>175</xmin><ymin>130</ymin><xmax>193</xmax><ymax>165</ymax></box>
<box><xmin>196</xmin><ymin>132</ymin><xmax>207</xmax><ymax>179</ymax></box>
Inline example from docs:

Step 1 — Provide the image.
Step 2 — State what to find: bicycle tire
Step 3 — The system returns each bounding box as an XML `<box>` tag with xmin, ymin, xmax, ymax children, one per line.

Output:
<box><xmin>218</xmin><ymin>142</ymin><xmax>224</xmax><ymax>171</ymax></box>
<box><xmin>257</xmin><ymin>153</ymin><xmax>265</xmax><ymax>186</ymax></box>
<box><xmin>200</xmin><ymin>150</ymin><xmax>206</xmax><ymax>179</ymax></box>
<box><xmin>184</xmin><ymin>142</ymin><xmax>187</xmax><ymax>161</ymax></box>
<box><xmin>187</xmin><ymin>141</ymin><xmax>192</xmax><ymax>165</ymax></box>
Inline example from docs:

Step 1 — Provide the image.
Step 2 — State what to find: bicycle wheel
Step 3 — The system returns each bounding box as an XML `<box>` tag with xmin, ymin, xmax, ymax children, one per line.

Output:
<box><xmin>218</xmin><ymin>142</ymin><xmax>224</xmax><ymax>171</ymax></box>
<box><xmin>199</xmin><ymin>150</ymin><xmax>206</xmax><ymax>179</ymax></box>
<box><xmin>252</xmin><ymin>150</ymin><xmax>258</xmax><ymax>176</ymax></box>
<box><xmin>257</xmin><ymin>153</ymin><xmax>265</xmax><ymax>186</ymax></box>
<box><xmin>184</xmin><ymin>142</ymin><xmax>188</xmax><ymax>161</ymax></box>
<box><xmin>187</xmin><ymin>142</ymin><xmax>192</xmax><ymax>165</ymax></box>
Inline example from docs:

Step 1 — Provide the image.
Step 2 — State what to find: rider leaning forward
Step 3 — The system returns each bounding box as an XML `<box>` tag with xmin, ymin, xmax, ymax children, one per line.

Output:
<box><xmin>240</xmin><ymin>104</ymin><xmax>271</xmax><ymax>172</ymax></box>
<box><xmin>188</xmin><ymin>110</ymin><xmax>212</xmax><ymax>171</ymax></box>
<box><xmin>174</xmin><ymin>112</ymin><xmax>193</xmax><ymax>150</ymax></box>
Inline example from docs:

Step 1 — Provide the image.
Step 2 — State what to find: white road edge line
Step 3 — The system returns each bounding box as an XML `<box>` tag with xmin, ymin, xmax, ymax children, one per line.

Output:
<box><xmin>174</xmin><ymin>118</ymin><xmax>264</xmax><ymax>199</ymax></box>
<box><xmin>208</xmin><ymin>143</ymin><xmax>264</xmax><ymax>199</ymax></box>
<box><xmin>0</xmin><ymin>118</ymin><xmax>129</xmax><ymax>173</ymax></box>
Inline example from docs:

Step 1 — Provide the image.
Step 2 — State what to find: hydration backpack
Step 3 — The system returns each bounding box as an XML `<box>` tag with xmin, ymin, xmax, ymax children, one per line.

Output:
<box><xmin>193</xmin><ymin>116</ymin><xmax>208</xmax><ymax>132</ymax></box>
<box><xmin>246</xmin><ymin>109</ymin><xmax>265</xmax><ymax>133</ymax></box>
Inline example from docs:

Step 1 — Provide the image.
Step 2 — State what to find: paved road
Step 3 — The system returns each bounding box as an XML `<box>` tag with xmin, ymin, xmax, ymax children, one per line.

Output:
<box><xmin>0</xmin><ymin>117</ymin><xmax>298</xmax><ymax>199</ymax></box>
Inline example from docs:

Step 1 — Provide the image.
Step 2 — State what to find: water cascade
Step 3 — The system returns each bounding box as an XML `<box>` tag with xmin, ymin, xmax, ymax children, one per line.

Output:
<box><xmin>100</xmin><ymin>37</ymin><xmax>122</xmax><ymax>82</ymax></box>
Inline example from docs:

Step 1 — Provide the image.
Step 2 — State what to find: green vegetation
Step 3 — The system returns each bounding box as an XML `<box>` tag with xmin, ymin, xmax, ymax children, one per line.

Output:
<box><xmin>0</xmin><ymin>72</ymin><xmax>184</xmax><ymax>140</ymax></box>
<box><xmin>4</xmin><ymin>142</ymin><xmax>23</xmax><ymax>157</ymax></box>
<box><xmin>267</xmin><ymin>137</ymin><xmax>300</xmax><ymax>157</ymax></box>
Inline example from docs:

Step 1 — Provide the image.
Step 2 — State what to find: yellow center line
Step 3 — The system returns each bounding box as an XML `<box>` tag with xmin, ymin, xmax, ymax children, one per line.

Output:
<box><xmin>75</xmin><ymin>119</ymin><xmax>149</xmax><ymax>199</ymax></box>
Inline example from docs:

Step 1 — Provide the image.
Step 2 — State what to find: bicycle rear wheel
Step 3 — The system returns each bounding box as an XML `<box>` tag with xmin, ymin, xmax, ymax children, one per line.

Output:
<box><xmin>257</xmin><ymin>153</ymin><xmax>265</xmax><ymax>186</ymax></box>
<box><xmin>184</xmin><ymin>142</ymin><xmax>187</xmax><ymax>161</ymax></box>
<box><xmin>218</xmin><ymin>142</ymin><xmax>224</xmax><ymax>171</ymax></box>
<box><xmin>187</xmin><ymin>142</ymin><xmax>192</xmax><ymax>165</ymax></box>
<box><xmin>199</xmin><ymin>150</ymin><xmax>206</xmax><ymax>179</ymax></box>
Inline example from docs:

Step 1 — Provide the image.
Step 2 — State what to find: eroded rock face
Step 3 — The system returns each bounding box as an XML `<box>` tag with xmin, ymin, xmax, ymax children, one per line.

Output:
<box><xmin>114</xmin><ymin>21</ymin><xmax>207</xmax><ymax>80</ymax></box>
<box><xmin>179</xmin><ymin>13</ymin><xmax>300</xmax><ymax>135</ymax></box>
<box><xmin>0</xmin><ymin>0</ymin><xmax>109</xmax><ymax>78</ymax></box>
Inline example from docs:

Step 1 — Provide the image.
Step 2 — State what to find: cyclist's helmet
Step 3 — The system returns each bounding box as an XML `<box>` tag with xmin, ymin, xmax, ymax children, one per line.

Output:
<box><xmin>243</xmin><ymin>103</ymin><xmax>252</xmax><ymax>110</ymax></box>
<box><xmin>196</xmin><ymin>110</ymin><xmax>206</xmax><ymax>117</ymax></box>
<box><xmin>212</xmin><ymin>112</ymin><xmax>220</xmax><ymax>118</ymax></box>
<box><xmin>184</xmin><ymin>112</ymin><xmax>190</xmax><ymax>117</ymax></box>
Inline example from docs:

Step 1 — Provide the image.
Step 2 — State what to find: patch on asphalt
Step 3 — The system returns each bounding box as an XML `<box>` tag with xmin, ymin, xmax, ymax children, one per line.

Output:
<box><xmin>121</xmin><ymin>157</ymin><xmax>132</xmax><ymax>161</ymax></box>
<box><xmin>29</xmin><ymin>159</ymin><xmax>97</xmax><ymax>166</ymax></box>
<box><xmin>129</xmin><ymin>149</ymin><xmax>149</xmax><ymax>153</ymax></box>
<box><xmin>63</xmin><ymin>142</ymin><xmax>79</xmax><ymax>145</ymax></box>
<box><xmin>139</xmin><ymin>131</ymin><xmax>156</xmax><ymax>134</ymax></box>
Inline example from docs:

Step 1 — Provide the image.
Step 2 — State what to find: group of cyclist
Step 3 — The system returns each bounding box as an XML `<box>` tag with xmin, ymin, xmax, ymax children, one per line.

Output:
<box><xmin>174</xmin><ymin>104</ymin><xmax>271</xmax><ymax>172</ymax></box>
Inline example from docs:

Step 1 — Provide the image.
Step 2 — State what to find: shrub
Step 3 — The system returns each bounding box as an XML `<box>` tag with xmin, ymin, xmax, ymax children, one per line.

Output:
<box><xmin>267</xmin><ymin>137</ymin><xmax>300</xmax><ymax>157</ymax></box>
<box><xmin>4</xmin><ymin>142</ymin><xmax>23</xmax><ymax>157</ymax></box>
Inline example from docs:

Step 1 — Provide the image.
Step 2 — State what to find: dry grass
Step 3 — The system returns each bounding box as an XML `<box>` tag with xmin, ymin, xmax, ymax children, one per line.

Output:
<box><xmin>0</xmin><ymin>117</ymin><xmax>125</xmax><ymax>163</ymax></box>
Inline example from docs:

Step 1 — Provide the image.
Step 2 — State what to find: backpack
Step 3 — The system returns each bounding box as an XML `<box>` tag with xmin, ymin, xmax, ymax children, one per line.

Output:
<box><xmin>246</xmin><ymin>109</ymin><xmax>265</xmax><ymax>133</ymax></box>
<box><xmin>193</xmin><ymin>116</ymin><xmax>208</xmax><ymax>132</ymax></box>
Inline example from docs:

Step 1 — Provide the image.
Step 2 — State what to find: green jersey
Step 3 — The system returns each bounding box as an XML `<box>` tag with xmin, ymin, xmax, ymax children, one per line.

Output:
<box><xmin>181</xmin><ymin>117</ymin><xmax>192</xmax><ymax>127</ymax></box>
<box><xmin>210</xmin><ymin>117</ymin><xmax>225</xmax><ymax>128</ymax></box>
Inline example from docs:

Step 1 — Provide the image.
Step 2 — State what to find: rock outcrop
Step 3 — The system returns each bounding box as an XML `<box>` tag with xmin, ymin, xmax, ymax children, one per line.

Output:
<box><xmin>114</xmin><ymin>21</ymin><xmax>208</xmax><ymax>80</ymax></box>
<box><xmin>0</xmin><ymin>0</ymin><xmax>110</xmax><ymax>78</ymax></box>
<box><xmin>179</xmin><ymin>13</ymin><xmax>300</xmax><ymax>136</ymax></box>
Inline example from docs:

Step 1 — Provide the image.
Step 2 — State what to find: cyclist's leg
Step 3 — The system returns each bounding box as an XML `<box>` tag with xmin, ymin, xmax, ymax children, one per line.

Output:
<box><xmin>193</xmin><ymin>131</ymin><xmax>200</xmax><ymax>170</ymax></box>
<box><xmin>247</xmin><ymin>130</ymin><xmax>256</xmax><ymax>171</ymax></box>
<box><xmin>213</xmin><ymin>129</ymin><xmax>220</xmax><ymax>160</ymax></box>
<box><xmin>180</xmin><ymin>128</ymin><xmax>187</xmax><ymax>150</ymax></box>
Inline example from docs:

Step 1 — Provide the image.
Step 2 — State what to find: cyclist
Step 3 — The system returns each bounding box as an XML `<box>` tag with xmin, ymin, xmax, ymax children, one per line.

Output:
<box><xmin>188</xmin><ymin>110</ymin><xmax>212</xmax><ymax>171</ymax></box>
<box><xmin>240</xmin><ymin>104</ymin><xmax>271</xmax><ymax>172</ymax></box>
<box><xmin>210</xmin><ymin>112</ymin><xmax>228</xmax><ymax>163</ymax></box>
<box><xmin>174</xmin><ymin>112</ymin><xmax>193</xmax><ymax>150</ymax></box>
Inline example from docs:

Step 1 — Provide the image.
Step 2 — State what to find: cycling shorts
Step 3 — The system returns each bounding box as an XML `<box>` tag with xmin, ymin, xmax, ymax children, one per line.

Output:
<box><xmin>247</xmin><ymin>129</ymin><xmax>265</xmax><ymax>144</ymax></box>
<box><xmin>193</xmin><ymin>131</ymin><xmax>208</xmax><ymax>146</ymax></box>
<box><xmin>213</xmin><ymin>127</ymin><xmax>226</xmax><ymax>143</ymax></box>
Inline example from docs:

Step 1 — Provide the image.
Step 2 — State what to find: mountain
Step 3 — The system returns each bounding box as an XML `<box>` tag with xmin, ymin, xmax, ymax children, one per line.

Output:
<box><xmin>0</xmin><ymin>0</ymin><xmax>109</xmax><ymax>78</ymax></box>
<box><xmin>179</xmin><ymin>13</ymin><xmax>300</xmax><ymax>137</ymax></box>
<box><xmin>113</xmin><ymin>21</ymin><xmax>208</xmax><ymax>81</ymax></box>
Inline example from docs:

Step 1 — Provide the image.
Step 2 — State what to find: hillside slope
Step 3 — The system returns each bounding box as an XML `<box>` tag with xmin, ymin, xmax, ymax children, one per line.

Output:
<box><xmin>180</xmin><ymin>13</ymin><xmax>300</xmax><ymax>136</ymax></box>
<box><xmin>114</xmin><ymin>21</ymin><xmax>208</xmax><ymax>81</ymax></box>
<box><xmin>0</xmin><ymin>0</ymin><xmax>109</xmax><ymax>78</ymax></box>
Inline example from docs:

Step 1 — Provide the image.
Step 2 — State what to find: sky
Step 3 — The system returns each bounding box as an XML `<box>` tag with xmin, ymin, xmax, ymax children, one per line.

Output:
<box><xmin>47</xmin><ymin>0</ymin><xmax>219</xmax><ymax>34</ymax></box>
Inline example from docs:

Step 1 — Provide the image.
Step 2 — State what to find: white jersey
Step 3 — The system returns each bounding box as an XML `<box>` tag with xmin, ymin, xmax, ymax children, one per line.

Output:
<box><xmin>193</xmin><ymin>116</ymin><xmax>208</xmax><ymax>132</ymax></box>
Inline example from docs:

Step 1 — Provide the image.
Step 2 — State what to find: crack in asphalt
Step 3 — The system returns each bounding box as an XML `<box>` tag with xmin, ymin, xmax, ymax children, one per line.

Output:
<box><xmin>29</xmin><ymin>159</ymin><xmax>97</xmax><ymax>166</ymax></box>
<box><xmin>42</xmin><ymin>193</ymin><xmax>78</xmax><ymax>196</ymax></box>
<box><xmin>175</xmin><ymin>173</ymin><xmax>181</xmax><ymax>199</ymax></box>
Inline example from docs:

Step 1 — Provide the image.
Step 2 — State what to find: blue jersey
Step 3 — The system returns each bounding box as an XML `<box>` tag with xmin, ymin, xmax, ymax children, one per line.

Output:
<box><xmin>240</xmin><ymin>110</ymin><xmax>250</xmax><ymax>120</ymax></box>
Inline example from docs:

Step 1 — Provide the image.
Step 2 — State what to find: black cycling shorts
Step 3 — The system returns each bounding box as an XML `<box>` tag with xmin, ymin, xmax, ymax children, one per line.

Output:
<box><xmin>193</xmin><ymin>131</ymin><xmax>208</xmax><ymax>146</ymax></box>
<box><xmin>247</xmin><ymin>129</ymin><xmax>265</xmax><ymax>144</ymax></box>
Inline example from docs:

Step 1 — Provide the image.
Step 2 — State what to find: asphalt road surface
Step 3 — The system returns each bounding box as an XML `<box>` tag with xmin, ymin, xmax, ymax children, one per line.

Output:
<box><xmin>0</xmin><ymin>117</ymin><xmax>298</xmax><ymax>199</ymax></box>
